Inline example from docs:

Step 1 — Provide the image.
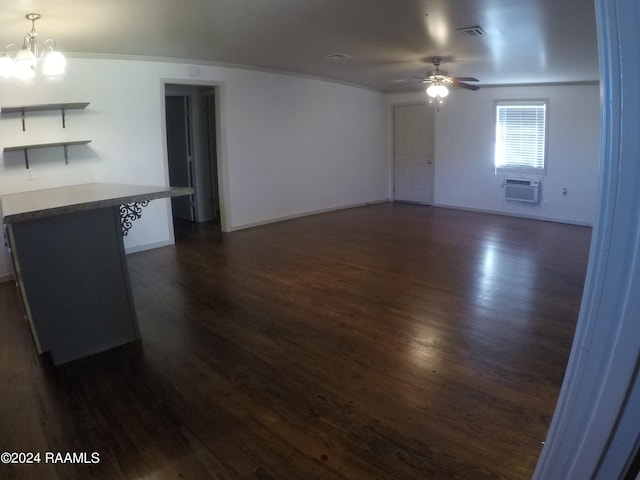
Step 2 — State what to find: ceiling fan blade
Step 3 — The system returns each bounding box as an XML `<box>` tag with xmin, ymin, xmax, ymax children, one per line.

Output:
<box><xmin>452</xmin><ymin>80</ymin><xmax>480</xmax><ymax>91</ymax></box>
<box><xmin>452</xmin><ymin>76</ymin><xmax>479</xmax><ymax>82</ymax></box>
<box><xmin>388</xmin><ymin>79</ymin><xmax>427</xmax><ymax>88</ymax></box>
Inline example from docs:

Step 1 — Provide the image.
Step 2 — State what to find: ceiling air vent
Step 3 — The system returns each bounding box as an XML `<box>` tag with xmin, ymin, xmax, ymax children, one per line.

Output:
<box><xmin>325</xmin><ymin>53</ymin><xmax>351</xmax><ymax>61</ymax></box>
<box><xmin>456</xmin><ymin>25</ymin><xmax>485</xmax><ymax>37</ymax></box>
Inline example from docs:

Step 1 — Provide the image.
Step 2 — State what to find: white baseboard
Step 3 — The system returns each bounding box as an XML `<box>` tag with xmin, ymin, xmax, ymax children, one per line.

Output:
<box><xmin>229</xmin><ymin>198</ymin><xmax>391</xmax><ymax>232</ymax></box>
<box><xmin>125</xmin><ymin>239</ymin><xmax>175</xmax><ymax>255</ymax></box>
<box><xmin>432</xmin><ymin>203</ymin><xmax>593</xmax><ymax>227</ymax></box>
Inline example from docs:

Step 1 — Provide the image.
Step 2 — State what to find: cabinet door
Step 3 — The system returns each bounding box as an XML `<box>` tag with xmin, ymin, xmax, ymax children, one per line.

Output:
<box><xmin>9</xmin><ymin>206</ymin><xmax>139</xmax><ymax>364</ymax></box>
<box><xmin>4</xmin><ymin>224</ymin><xmax>41</xmax><ymax>353</ymax></box>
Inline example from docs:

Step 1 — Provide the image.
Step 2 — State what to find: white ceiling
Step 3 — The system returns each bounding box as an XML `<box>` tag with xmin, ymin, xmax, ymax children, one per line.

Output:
<box><xmin>0</xmin><ymin>0</ymin><xmax>599</xmax><ymax>91</ymax></box>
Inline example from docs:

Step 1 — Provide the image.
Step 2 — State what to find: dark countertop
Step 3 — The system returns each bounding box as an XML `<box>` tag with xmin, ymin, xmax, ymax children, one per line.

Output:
<box><xmin>2</xmin><ymin>183</ymin><xmax>192</xmax><ymax>224</ymax></box>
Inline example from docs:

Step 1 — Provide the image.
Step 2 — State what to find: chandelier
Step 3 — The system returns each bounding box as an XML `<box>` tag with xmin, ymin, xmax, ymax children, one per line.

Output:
<box><xmin>0</xmin><ymin>13</ymin><xmax>66</xmax><ymax>80</ymax></box>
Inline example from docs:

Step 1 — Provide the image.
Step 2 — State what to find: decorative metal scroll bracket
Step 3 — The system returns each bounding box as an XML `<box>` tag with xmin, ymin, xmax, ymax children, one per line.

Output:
<box><xmin>119</xmin><ymin>201</ymin><xmax>150</xmax><ymax>236</ymax></box>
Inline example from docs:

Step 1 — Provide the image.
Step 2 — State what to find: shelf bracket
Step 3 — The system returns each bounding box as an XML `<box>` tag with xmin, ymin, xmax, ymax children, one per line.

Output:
<box><xmin>21</xmin><ymin>108</ymin><xmax>26</xmax><ymax>132</ymax></box>
<box><xmin>119</xmin><ymin>201</ymin><xmax>150</xmax><ymax>236</ymax></box>
<box><xmin>23</xmin><ymin>148</ymin><xmax>30</xmax><ymax>170</ymax></box>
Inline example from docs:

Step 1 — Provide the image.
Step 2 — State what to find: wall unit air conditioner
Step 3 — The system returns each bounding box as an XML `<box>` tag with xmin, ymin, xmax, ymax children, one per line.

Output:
<box><xmin>504</xmin><ymin>178</ymin><xmax>541</xmax><ymax>204</ymax></box>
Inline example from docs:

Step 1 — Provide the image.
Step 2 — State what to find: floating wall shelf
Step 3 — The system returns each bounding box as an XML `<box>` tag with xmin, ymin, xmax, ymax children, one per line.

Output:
<box><xmin>4</xmin><ymin>140</ymin><xmax>92</xmax><ymax>169</ymax></box>
<box><xmin>1</xmin><ymin>102</ymin><xmax>90</xmax><ymax>131</ymax></box>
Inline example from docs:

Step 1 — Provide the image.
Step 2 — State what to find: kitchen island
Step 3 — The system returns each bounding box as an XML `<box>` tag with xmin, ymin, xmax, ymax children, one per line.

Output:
<box><xmin>2</xmin><ymin>183</ymin><xmax>192</xmax><ymax>365</ymax></box>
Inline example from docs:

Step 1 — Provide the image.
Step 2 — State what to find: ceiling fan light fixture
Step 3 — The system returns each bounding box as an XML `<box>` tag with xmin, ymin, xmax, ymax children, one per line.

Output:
<box><xmin>427</xmin><ymin>95</ymin><xmax>446</xmax><ymax>108</ymax></box>
<box><xmin>426</xmin><ymin>84</ymin><xmax>449</xmax><ymax>98</ymax></box>
<box><xmin>421</xmin><ymin>57</ymin><xmax>479</xmax><ymax>109</ymax></box>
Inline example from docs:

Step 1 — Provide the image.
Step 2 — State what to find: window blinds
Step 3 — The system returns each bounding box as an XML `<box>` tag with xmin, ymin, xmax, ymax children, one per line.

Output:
<box><xmin>495</xmin><ymin>102</ymin><xmax>547</xmax><ymax>170</ymax></box>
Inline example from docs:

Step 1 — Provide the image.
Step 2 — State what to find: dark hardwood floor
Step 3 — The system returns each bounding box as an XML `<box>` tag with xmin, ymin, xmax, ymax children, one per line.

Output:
<box><xmin>0</xmin><ymin>203</ymin><xmax>592</xmax><ymax>480</ymax></box>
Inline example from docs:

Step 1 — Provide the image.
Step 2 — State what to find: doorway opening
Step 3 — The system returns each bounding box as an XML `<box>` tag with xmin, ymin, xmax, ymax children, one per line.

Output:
<box><xmin>164</xmin><ymin>83</ymin><xmax>221</xmax><ymax>238</ymax></box>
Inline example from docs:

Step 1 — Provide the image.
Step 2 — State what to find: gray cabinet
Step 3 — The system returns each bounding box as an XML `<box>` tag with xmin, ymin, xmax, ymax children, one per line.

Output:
<box><xmin>2</xmin><ymin>183</ymin><xmax>192</xmax><ymax>365</ymax></box>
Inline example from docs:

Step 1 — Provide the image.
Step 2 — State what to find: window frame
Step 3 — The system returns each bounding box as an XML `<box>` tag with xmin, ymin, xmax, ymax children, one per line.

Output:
<box><xmin>494</xmin><ymin>99</ymin><xmax>549</xmax><ymax>175</ymax></box>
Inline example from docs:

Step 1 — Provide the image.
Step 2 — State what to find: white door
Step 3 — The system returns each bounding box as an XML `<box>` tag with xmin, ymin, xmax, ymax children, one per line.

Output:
<box><xmin>393</xmin><ymin>104</ymin><xmax>435</xmax><ymax>204</ymax></box>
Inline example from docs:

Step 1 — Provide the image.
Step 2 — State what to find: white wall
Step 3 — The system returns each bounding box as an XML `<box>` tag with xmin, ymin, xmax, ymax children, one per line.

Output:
<box><xmin>0</xmin><ymin>58</ymin><xmax>390</xmax><ymax>280</ymax></box>
<box><xmin>224</xmin><ymin>71</ymin><xmax>390</xmax><ymax>228</ymax></box>
<box><xmin>388</xmin><ymin>84</ymin><xmax>601</xmax><ymax>225</ymax></box>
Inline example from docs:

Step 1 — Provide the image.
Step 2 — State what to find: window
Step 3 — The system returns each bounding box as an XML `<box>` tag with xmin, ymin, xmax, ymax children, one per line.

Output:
<box><xmin>495</xmin><ymin>101</ymin><xmax>547</xmax><ymax>172</ymax></box>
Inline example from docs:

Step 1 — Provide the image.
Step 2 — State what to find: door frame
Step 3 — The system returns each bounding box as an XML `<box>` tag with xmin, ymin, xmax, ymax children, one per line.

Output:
<box><xmin>164</xmin><ymin>94</ymin><xmax>196</xmax><ymax>222</ymax></box>
<box><xmin>160</xmin><ymin>79</ymin><xmax>229</xmax><ymax>232</ymax></box>
<box><xmin>532</xmin><ymin>0</ymin><xmax>640</xmax><ymax>478</ymax></box>
<box><xmin>391</xmin><ymin>102</ymin><xmax>435</xmax><ymax>205</ymax></box>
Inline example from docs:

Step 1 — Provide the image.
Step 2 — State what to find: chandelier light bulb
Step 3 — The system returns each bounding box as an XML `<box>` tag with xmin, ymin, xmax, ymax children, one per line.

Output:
<box><xmin>13</xmin><ymin>46</ymin><xmax>36</xmax><ymax>80</ymax></box>
<box><xmin>0</xmin><ymin>56</ymin><xmax>14</xmax><ymax>79</ymax></box>
<box><xmin>15</xmin><ymin>45</ymin><xmax>37</xmax><ymax>67</ymax></box>
<box><xmin>43</xmin><ymin>50</ymin><xmax>66</xmax><ymax>76</ymax></box>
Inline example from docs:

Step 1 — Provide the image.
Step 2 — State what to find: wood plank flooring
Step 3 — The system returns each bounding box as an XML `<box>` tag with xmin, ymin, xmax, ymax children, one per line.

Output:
<box><xmin>0</xmin><ymin>203</ymin><xmax>592</xmax><ymax>480</ymax></box>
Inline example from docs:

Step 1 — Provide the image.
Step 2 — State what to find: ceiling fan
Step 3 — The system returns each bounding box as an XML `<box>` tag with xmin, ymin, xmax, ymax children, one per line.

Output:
<box><xmin>421</xmin><ymin>57</ymin><xmax>480</xmax><ymax>92</ymax></box>
<box><xmin>417</xmin><ymin>57</ymin><xmax>480</xmax><ymax>108</ymax></box>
